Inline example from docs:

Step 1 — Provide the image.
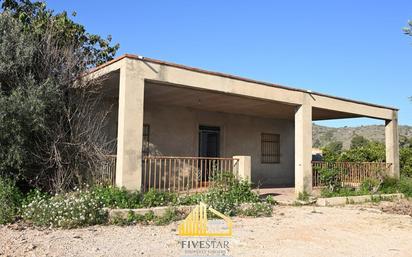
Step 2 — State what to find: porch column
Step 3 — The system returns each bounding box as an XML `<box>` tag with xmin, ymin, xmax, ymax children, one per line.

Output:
<box><xmin>385</xmin><ymin>111</ymin><xmax>400</xmax><ymax>179</ymax></box>
<box><xmin>116</xmin><ymin>59</ymin><xmax>144</xmax><ymax>190</ymax></box>
<box><xmin>233</xmin><ymin>156</ymin><xmax>251</xmax><ymax>182</ymax></box>
<box><xmin>294</xmin><ymin>95</ymin><xmax>312</xmax><ymax>195</ymax></box>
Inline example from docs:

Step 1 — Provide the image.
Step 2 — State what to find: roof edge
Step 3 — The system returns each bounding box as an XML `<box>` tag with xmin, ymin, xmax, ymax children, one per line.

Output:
<box><xmin>87</xmin><ymin>53</ymin><xmax>399</xmax><ymax>111</ymax></box>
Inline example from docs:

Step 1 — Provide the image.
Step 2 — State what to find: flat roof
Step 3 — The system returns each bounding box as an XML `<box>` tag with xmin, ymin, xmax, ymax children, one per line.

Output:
<box><xmin>88</xmin><ymin>53</ymin><xmax>398</xmax><ymax>111</ymax></box>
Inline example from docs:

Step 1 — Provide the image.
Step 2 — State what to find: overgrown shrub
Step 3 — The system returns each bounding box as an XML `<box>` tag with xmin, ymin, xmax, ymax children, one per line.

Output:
<box><xmin>110</xmin><ymin>208</ymin><xmax>182</xmax><ymax>226</ymax></box>
<box><xmin>238</xmin><ymin>202</ymin><xmax>273</xmax><ymax>217</ymax></box>
<box><xmin>202</xmin><ymin>172</ymin><xmax>259</xmax><ymax>216</ymax></box>
<box><xmin>18</xmin><ymin>173</ymin><xmax>273</xmax><ymax>228</ymax></box>
<box><xmin>320</xmin><ymin>176</ymin><xmax>412</xmax><ymax>198</ymax></box>
<box><xmin>318</xmin><ymin>166</ymin><xmax>342</xmax><ymax>192</ymax></box>
<box><xmin>141</xmin><ymin>189</ymin><xmax>178</xmax><ymax>208</ymax></box>
<box><xmin>0</xmin><ymin>1</ymin><xmax>119</xmax><ymax>193</ymax></box>
<box><xmin>338</xmin><ymin>141</ymin><xmax>385</xmax><ymax>162</ymax></box>
<box><xmin>175</xmin><ymin>193</ymin><xmax>203</xmax><ymax>206</ymax></box>
<box><xmin>360</xmin><ymin>178</ymin><xmax>381</xmax><ymax>193</ymax></box>
<box><xmin>22</xmin><ymin>189</ymin><xmax>107</xmax><ymax>228</ymax></box>
<box><xmin>380</xmin><ymin>176</ymin><xmax>412</xmax><ymax>197</ymax></box>
<box><xmin>0</xmin><ymin>177</ymin><xmax>22</xmax><ymax>224</ymax></box>
<box><xmin>297</xmin><ymin>191</ymin><xmax>310</xmax><ymax>201</ymax></box>
<box><xmin>400</xmin><ymin>147</ymin><xmax>412</xmax><ymax>177</ymax></box>
<box><xmin>91</xmin><ymin>186</ymin><xmax>142</xmax><ymax>209</ymax></box>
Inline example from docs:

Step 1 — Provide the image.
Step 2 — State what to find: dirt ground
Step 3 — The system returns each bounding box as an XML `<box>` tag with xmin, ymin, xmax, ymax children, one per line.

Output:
<box><xmin>1</xmin><ymin>200</ymin><xmax>412</xmax><ymax>257</ymax></box>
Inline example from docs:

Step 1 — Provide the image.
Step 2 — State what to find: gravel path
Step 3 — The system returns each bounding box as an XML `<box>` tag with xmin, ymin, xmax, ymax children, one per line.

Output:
<box><xmin>1</xmin><ymin>203</ymin><xmax>412</xmax><ymax>257</ymax></box>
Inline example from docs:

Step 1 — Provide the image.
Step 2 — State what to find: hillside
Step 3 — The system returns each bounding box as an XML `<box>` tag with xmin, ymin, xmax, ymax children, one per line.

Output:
<box><xmin>313</xmin><ymin>124</ymin><xmax>412</xmax><ymax>149</ymax></box>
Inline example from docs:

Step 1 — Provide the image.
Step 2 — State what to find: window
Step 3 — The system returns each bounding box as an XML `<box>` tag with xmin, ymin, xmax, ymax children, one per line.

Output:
<box><xmin>261</xmin><ymin>133</ymin><xmax>280</xmax><ymax>163</ymax></box>
<box><xmin>142</xmin><ymin>124</ymin><xmax>150</xmax><ymax>156</ymax></box>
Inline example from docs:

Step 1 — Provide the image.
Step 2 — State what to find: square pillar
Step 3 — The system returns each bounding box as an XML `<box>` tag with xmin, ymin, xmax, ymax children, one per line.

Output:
<box><xmin>233</xmin><ymin>156</ymin><xmax>251</xmax><ymax>182</ymax></box>
<box><xmin>115</xmin><ymin>59</ymin><xmax>144</xmax><ymax>190</ymax></box>
<box><xmin>295</xmin><ymin>96</ymin><xmax>312</xmax><ymax>195</ymax></box>
<box><xmin>385</xmin><ymin>111</ymin><xmax>400</xmax><ymax>179</ymax></box>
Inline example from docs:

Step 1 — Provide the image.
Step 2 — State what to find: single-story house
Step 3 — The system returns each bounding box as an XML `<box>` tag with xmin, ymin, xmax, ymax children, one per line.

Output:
<box><xmin>85</xmin><ymin>54</ymin><xmax>399</xmax><ymax>195</ymax></box>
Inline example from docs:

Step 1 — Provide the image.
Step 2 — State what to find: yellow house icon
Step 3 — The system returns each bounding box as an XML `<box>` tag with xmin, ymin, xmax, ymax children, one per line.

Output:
<box><xmin>178</xmin><ymin>202</ymin><xmax>233</xmax><ymax>237</ymax></box>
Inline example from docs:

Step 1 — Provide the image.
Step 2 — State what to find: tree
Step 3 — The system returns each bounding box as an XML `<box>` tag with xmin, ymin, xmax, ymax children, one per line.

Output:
<box><xmin>324</xmin><ymin>141</ymin><xmax>343</xmax><ymax>153</ymax></box>
<box><xmin>321</xmin><ymin>141</ymin><xmax>343</xmax><ymax>162</ymax></box>
<box><xmin>350</xmin><ymin>135</ymin><xmax>369</xmax><ymax>149</ymax></box>
<box><xmin>1</xmin><ymin>0</ymin><xmax>119</xmax><ymax>67</ymax></box>
<box><xmin>0</xmin><ymin>1</ymin><xmax>119</xmax><ymax>192</ymax></box>
<box><xmin>339</xmin><ymin>141</ymin><xmax>385</xmax><ymax>162</ymax></box>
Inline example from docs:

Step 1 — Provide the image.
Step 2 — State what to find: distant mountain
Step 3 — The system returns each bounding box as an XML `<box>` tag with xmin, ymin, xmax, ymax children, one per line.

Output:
<box><xmin>313</xmin><ymin>124</ymin><xmax>412</xmax><ymax>149</ymax></box>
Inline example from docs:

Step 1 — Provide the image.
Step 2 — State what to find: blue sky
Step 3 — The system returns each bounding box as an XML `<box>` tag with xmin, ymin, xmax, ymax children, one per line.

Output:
<box><xmin>49</xmin><ymin>0</ymin><xmax>412</xmax><ymax>127</ymax></box>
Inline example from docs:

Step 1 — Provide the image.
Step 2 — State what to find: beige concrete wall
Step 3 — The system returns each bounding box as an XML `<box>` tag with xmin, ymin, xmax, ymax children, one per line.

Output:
<box><xmin>90</xmin><ymin>56</ymin><xmax>399</xmax><ymax>192</ymax></box>
<box><xmin>143</xmin><ymin>104</ymin><xmax>295</xmax><ymax>187</ymax></box>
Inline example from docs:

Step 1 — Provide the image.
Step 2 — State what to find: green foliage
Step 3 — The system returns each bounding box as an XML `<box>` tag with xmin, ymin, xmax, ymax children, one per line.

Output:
<box><xmin>297</xmin><ymin>191</ymin><xmax>310</xmax><ymax>201</ymax></box>
<box><xmin>141</xmin><ymin>189</ymin><xmax>178</xmax><ymax>208</ymax></box>
<box><xmin>1</xmin><ymin>0</ymin><xmax>119</xmax><ymax>66</ymax></box>
<box><xmin>238</xmin><ymin>202</ymin><xmax>273</xmax><ymax>217</ymax></box>
<box><xmin>399</xmin><ymin>136</ymin><xmax>412</xmax><ymax>148</ymax></box>
<box><xmin>400</xmin><ymin>147</ymin><xmax>412</xmax><ymax>177</ymax></box>
<box><xmin>338</xmin><ymin>141</ymin><xmax>385</xmax><ymax>162</ymax></box>
<box><xmin>350</xmin><ymin>135</ymin><xmax>369</xmax><ymax>149</ymax></box>
<box><xmin>320</xmin><ymin>187</ymin><xmax>362</xmax><ymax>197</ymax></box>
<box><xmin>398</xmin><ymin>176</ymin><xmax>412</xmax><ymax>197</ymax></box>
<box><xmin>90</xmin><ymin>186</ymin><xmax>202</xmax><ymax>209</ymax></box>
<box><xmin>154</xmin><ymin>208</ymin><xmax>182</xmax><ymax>225</ymax></box>
<box><xmin>91</xmin><ymin>186</ymin><xmax>142</xmax><ymax>209</ymax></box>
<box><xmin>380</xmin><ymin>176</ymin><xmax>412</xmax><ymax>197</ymax></box>
<box><xmin>403</xmin><ymin>20</ymin><xmax>412</xmax><ymax>38</ymax></box>
<box><xmin>175</xmin><ymin>193</ymin><xmax>203</xmax><ymax>206</ymax></box>
<box><xmin>321</xmin><ymin>135</ymin><xmax>412</xmax><ymax>177</ymax></box>
<box><xmin>16</xmin><ymin>174</ymin><xmax>272</xmax><ymax>228</ymax></box>
<box><xmin>318</xmin><ymin>166</ymin><xmax>342</xmax><ymax>192</ymax></box>
<box><xmin>110</xmin><ymin>208</ymin><xmax>182</xmax><ymax>226</ymax></box>
<box><xmin>0</xmin><ymin>1</ymin><xmax>119</xmax><ymax>192</ymax></box>
<box><xmin>321</xmin><ymin>141</ymin><xmax>343</xmax><ymax>162</ymax></box>
<box><xmin>359</xmin><ymin>178</ymin><xmax>381</xmax><ymax>192</ymax></box>
<box><xmin>320</xmin><ymin>176</ymin><xmax>412</xmax><ymax>198</ymax></box>
<box><xmin>0</xmin><ymin>176</ymin><xmax>23</xmax><ymax>224</ymax></box>
<box><xmin>202</xmin><ymin>172</ymin><xmax>259</xmax><ymax>216</ymax></box>
<box><xmin>22</xmin><ymin>188</ymin><xmax>107</xmax><ymax>228</ymax></box>
<box><xmin>265</xmin><ymin>195</ymin><xmax>277</xmax><ymax>205</ymax></box>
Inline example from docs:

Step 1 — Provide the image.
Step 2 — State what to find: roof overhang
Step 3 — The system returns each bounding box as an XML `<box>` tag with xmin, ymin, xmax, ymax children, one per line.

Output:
<box><xmin>84</xmin><ymin>54</ymin><xmax>398</xmax><ymax>121</ymax></box>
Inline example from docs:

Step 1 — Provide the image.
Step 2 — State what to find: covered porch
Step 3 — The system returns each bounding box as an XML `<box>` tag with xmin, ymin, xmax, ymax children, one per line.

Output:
<box><xmin>90</xmin><ymin>54</ymin><xmax>400</xmax><ymax>196</ymax></box>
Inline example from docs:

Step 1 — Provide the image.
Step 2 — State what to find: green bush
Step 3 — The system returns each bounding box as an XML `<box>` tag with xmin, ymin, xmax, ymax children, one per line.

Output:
<box><xmin>338</xmin><ymin>141</ymin><xmax>385</xmax><ymax>162</ymax></box>
<box><xmin>175</xmin><ymin>193</ymin><xmax>203</xmax><ymax>206</ymax></box>
<box><xmin>110</xmin><ymin>208</ymin><xmax>182</xmax><ymax>226</ymax></box>
<box><xmin>238</xmin><ymin>202</ymin><xmax>273</xmax><ymax>217</ymax></box>
<box><xmin>400</xmin><ymin>147</ymin><xmax>412</xmax><ymax>177</ymax></box>
<box><xmin>359</xmin><ymin>178</ymin><xmax>381</xmax><ymax>193</ymax></box>
<box><xmin>18</xmin><ymin>173</ymin><xmax>272</xmax><ymax>227</ymax></box>
<box><xmin>91</xmin><ymin>186</ymin><xmax>142</xmax><ymax>209</ymax></box>
<box><xmin>141</xmin><ymin>189</ymin><xmax>178</xmax><ymax>208</ymax></box>
<box><xmin>320</xmin><ymin>176</ymin><xmax>412</xmax><ymax>198</ymax></box>
<box><xmin>90</xmin><ymin>186</ymin><xmax>202</xmax><ymax>209</ymax></box>
<box><xmin>380</xmin><ymin>176</ymin><xmax>412</xmax><ymax>197</ymax></box>
<box><xmin>398</xmin><ymin>177</ymin><xmax>412</xmax><ymax>197</ymax></box>
<box><xmin>0</xmin><ymin>177</ymin><xmax>22</xmax><ymax>224</ymax></box>
<box><xmin>297</xmin><ymin>191</ymin><xmax>310</xmax><ymax>201</ymax></box>
<box><xmin>202</xmin><ymin>172</ymin><xmax>259</xmax><ymax>216</ymax></box>
<box><xmin>22</xmin><ymin>189</ymin><xmax>107</xmax><ymax>228</ymax></box>
<box><xmin>318</xmin><ymin>166</ymin><xmax>342</xmax><ymax>192</ymax></box>
<box><xmin>320</xmin><ymin>187</ymin><xmax>357</xmax><ymax>197</ymax></box>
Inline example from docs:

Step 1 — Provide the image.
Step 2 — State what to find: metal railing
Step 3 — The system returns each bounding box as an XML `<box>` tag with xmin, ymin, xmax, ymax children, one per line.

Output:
<box><xmin>95</xmin><ymin>155</ymin><xmax>116</xmax><ymax>186</ymax></box>
<box><xmin>312</xmin><ymin>161</ymin><xmax>391</xmax><ymax>187</ymax></box>
<box><xmin>142</xmin><ymin>156</ymin><xmax>240</xmax><ymax>192</ymax></box>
